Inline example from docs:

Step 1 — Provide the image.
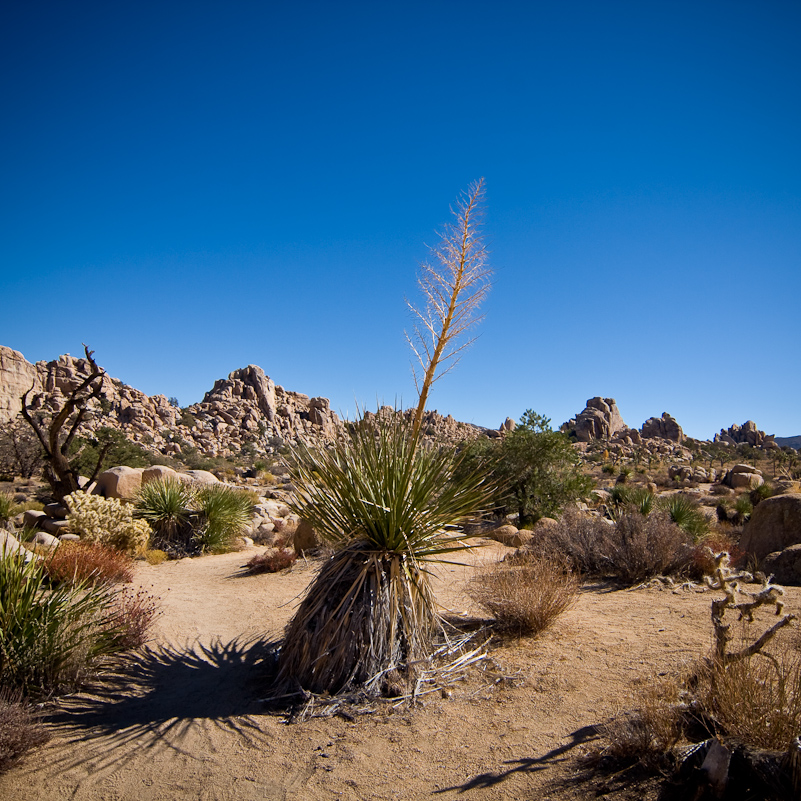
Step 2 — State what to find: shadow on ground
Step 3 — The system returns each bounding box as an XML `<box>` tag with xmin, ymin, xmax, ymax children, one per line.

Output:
<box><xmin>38</xmin><ymin>636</ymin><xmax>279</xmax><ymax>774</ymax></box>
<box><xmin>434</xmin><ymin>725</ymin><xmax>601</xmax><ymax>794</ymax></box>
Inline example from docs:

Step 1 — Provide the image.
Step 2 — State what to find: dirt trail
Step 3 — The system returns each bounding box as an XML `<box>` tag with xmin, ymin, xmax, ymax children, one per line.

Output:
<box><xmin>4</xmin><ymin>542</ymin><xmax>795</xmax><ymax>801</ymax></box>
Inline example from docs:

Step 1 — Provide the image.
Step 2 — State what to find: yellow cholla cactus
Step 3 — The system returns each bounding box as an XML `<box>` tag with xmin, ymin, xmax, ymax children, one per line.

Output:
<box><xmin>64</xmin><ymin>490</ymin><xmax>151</xmax><ymax>556</ymax></box>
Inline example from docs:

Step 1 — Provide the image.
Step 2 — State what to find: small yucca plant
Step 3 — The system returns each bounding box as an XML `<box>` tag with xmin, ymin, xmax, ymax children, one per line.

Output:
<box><xmin>193</xmin><ymin>484</ymin><xmax>253</xmax><ymax>553</ymax></box>
<box><xmin>660</xmin><ymin>494</ymin><xmax>709</xmax><ymax>539</ymax></box>
<box><xmin>277</xmin><ymin>414</ymin><xmax>493</xmax><ymax>694</ymax></box>
<box><xmin>135</xmin><ymin>477</ymin><xmax>195</xmax><ymax>546</ymax></box>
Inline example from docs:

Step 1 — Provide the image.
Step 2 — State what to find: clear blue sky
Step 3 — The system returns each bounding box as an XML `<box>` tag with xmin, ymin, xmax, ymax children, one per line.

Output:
<box><xmin>1</xmin><ymin>1</ymin><xmax>799</xmax><ymax>440</ymax></box>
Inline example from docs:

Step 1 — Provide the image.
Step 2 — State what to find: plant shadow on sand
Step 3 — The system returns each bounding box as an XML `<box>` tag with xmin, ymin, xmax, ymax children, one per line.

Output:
<box><xmin>36</xmin><ymin>636</ymin><xmax>280</xmax><ymax>775</ymax></box>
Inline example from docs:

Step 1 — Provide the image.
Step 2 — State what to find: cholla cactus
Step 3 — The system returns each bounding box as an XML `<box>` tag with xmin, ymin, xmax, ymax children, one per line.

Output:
<box><xmin>704</xmin><ymin>550</ymin><xmax>797</xmax><ymax>664</ymax></box>
<box><xmin>64</xmin><ymin>491</ymin><xmax>151</xmax><ymax>556</ymax></box>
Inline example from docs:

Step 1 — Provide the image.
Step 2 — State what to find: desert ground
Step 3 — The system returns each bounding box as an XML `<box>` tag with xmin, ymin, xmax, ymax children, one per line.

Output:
<box><xmin>3</xmin><ymin>541</ymin><xmax>798</xmax><ymax>801</ymax></box>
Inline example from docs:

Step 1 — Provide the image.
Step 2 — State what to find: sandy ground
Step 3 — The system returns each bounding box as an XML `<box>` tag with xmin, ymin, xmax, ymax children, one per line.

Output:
<box><xmin>4</xmin><ymin>542</ymin><xmax>799</xmax><ymax>801</ymax></box>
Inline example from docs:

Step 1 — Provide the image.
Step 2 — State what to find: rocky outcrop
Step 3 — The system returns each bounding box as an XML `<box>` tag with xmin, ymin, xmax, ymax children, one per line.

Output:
<box><xmin>641</xmin><ymin>412</ymin><xmax>685</xmax><ymax>443</ymax></box>
<box><xmin>0</xmin><ymin>346</ymin><xmax>493</xmax><ymax>466</ymax></box>
<box><xmin>739</xmin><ymin>493</ymin><xmax>801</xmax><ymax>561</ymax></box>
<box><xmin>0</xmin><ymin>346</ymin><xmax>42</xmax><ymax>423</ymax></box>
<box><xmin>714</xmin><ymin>420</ymin><xmax>778</xmax><ymax>450</ymax></box>
<box><xmin>564</xmin><ymin>398</ymin><xmax>627</xmax><ymax>442</ymax></box>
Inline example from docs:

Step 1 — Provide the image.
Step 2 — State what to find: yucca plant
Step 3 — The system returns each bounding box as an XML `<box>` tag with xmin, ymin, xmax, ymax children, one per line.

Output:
<box><xmin>276</xmin><ymin>180</ymin><xmax>493</xmax><ymax>697</ymax></box>
<box><xmin>276</xmin><ymin>414</ymin><xmax>493</xmax><ymax>694</ymax></box>
<box><xmin>193</xmin><ymin>484</ymin><xmax>253</xmax><ymax>553</ymax></box>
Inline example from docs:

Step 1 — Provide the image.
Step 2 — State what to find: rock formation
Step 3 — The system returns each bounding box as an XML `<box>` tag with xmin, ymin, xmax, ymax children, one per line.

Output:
<box><xmin>641</xmin><ymin>412</ymin><xmax>685</xmax><ymax>443</ymax></box>
<box><xmin>714</xmin><ymin>420</ymin><xmax>778</xmax><ymax>450</ymax></box>
<box><xmin>0</xmin><ymin>346</ymin><xmax>488</xmax><ymax>463</ymax></box>
<box><xmin>563</xmin><ymin>397</ymin><xmax>627</xmax><ymax>442</ymax></box>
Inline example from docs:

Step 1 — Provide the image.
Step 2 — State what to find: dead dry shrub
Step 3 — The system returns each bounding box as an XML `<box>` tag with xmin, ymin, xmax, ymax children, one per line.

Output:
<box><xmin>245</xmin><ymin>545</ymin><xmax>297</xmax><ymax>574</ymax></box>
<box><xmin>104</xmin><ymin>587</ymin><xmax>161</xmax><ymax>650</ymax></box>
<box><xmin>536</xmin><ymin>510</ymin><xmax>693</xmax><ymax>585</ymax></box>
<box><xmin>687</xmin><ymin>530</ymin><xmax>742</xmax><ymax>580</ymax></box>
<box><xmin>0</xmin><ymin>690</ymin><xmax>50</xmax><ymax>774</ymax></box>
<box><xmin>536</xmin><ymin>508</ymin><xmax>615</xmax><ymax>575</ymax></box>
<box><xmin>467</xmin><ymin>554</ymin><xmax>579</xmax><ymax>636</ymax></box>
<box><xmin>697</xmin><ymin>651</ymin><xmax>801</xmax><ymax>751</ymax></box>
<box><xmin>42</xmin><ymin>541</ymin><xmax>134</xmax><ymax>586</ymax></box>
<box><xmin>606</xmin><ymin>513</ymin><xmax>693</xmax><ymax>584</ymax></box>
<box><xmin>596</xmin><ymin>675</ymin><xmax>686</xmax><ymax>768</ymax></box>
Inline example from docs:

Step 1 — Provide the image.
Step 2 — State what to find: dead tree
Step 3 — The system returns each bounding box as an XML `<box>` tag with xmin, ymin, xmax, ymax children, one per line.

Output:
<box><xmin>20</xmin><ymin>345</ymin><xmax>112</xmax><ymax>501</ymax></box>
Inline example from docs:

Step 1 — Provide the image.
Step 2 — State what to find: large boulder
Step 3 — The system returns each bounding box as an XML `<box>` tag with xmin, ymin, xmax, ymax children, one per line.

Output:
<box><xmin>761</xmin><ymin>544</ymin><xmax>801</xmax><ymax>586</ymax></box>
<box><xmin>0</xmin><ymin>531</ymin><xmax>33</xmax><ymax>561</ymax></box>
<box><xmin>721</xmin><ymin>463</ymin><xmax>763</xmax><ymax>489</ymax></box>
<box><xmin>180</xmin><ymin>469</ymin><xmax>219</xmax><ymax>486</ymax></box>
<box><xmin>739</xmin><ymin>493</ymin><xmax>801</xmax><ymax>561</ymax></box>
<box><xmin>142</xmin><ymin>465</ymin><xmax>180</xmax><ymax>485</ymax></box>
<box><xmin>95</xmin><ymin>466</ymin><xmax>145</xmax><ymax>500</ymax></box>
<box><xmin>293</xmin><ymin>519</ymin><xmax>319</xmax><ymax>553</ymax></box>
<box><xmin>0</xmin><ymin>346</ymin><xmax>42</xmax><ymax>423</ymax></box>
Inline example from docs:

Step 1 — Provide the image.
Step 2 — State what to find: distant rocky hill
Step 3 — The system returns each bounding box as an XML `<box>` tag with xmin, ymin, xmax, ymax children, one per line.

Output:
<box><xmin>0</xmin><ymin>346</ymin><xmax>487</xmax><ymax>461</ymax></box>
<box><xmin>1</xmin><ymin>346</ymin><xmax>789</xmax><ymax>465</ymax></box>
<box><xmin>560</xmin><ymin>397</ymin><xmax>781</xmax><ymax>463</ymax></box>
<box><xmin>775</xmin><ymin>435</ymin><xmax>801</xmax><ymax>450</ymax></box>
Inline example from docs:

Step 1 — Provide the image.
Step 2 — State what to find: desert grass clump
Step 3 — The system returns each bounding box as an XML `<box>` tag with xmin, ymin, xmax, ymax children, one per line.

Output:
<box><xmin>467</xmin><ymin>554</ymin><xmax>578</xmax><ymax>636</ymax></box>
<box><xmin>276</xmin><ymin>413</ymin><xmax>493</xmax><ymax>695</ymax></box>
<box><xmin>0</xmin><ymin>689</ymin><xmax>50</xmax><ymax>774</ymax></box>
<box><xmin>595</xmin><ymin>676</ymin><xmax>686</xmax><ymax>768</ymax></box>
<box><xmin>0</xmin><ymin>492</ymin><xmax>17</xmax><ymax>524</ymax></box>
<box><xmin>42</xmin><ymin>541</ymin><xmax>134</xmax><ymax>586</ymax></box>
<box><xmin>697</xmin><ymin>651</ymin><xmax>801</xmax><ymax>751</ymax></box>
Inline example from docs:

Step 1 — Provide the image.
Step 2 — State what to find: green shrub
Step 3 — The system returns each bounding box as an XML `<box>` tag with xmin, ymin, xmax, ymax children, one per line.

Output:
<box><xmin>602</xmin><ymin>464</ymin><xmax>615</xmax><ymax>475</ymax></box>
<box><xmin>0</xmin><ymin>550</ymin><xmax>127</xmax><ymax>696</ymax></box>
<box><xmin>734</xmin><ymin>493</ymin><xmax>753</xmax><ymax>524</ymax></box>
<box><xmin>64</xmin><ymin>491</ymin><xmax>151</xmax><ymax>556</ymax></box>
<box><xmin>135</xmin><ymin>478</ymin><xmax>253</xmax><ymax>555</ymax></box>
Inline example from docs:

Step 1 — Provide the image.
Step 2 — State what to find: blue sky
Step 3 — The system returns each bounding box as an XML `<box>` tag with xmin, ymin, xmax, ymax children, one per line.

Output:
<box><xmin>1</xmin><ymin>1</ymin><xmax>799</xmax><ymax>439</ymax></box>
